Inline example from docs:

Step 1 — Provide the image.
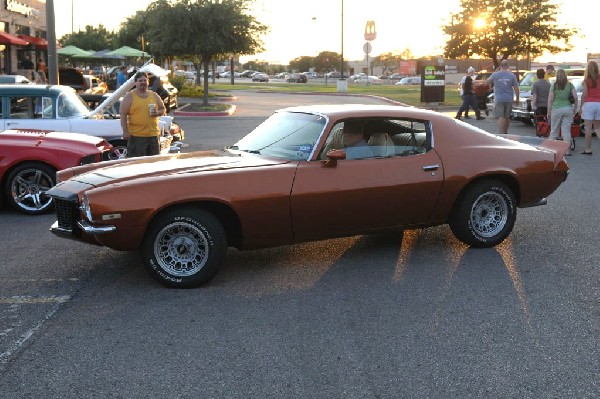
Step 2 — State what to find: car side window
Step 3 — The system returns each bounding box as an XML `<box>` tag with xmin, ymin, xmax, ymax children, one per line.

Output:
<box><xmin>41</xmin><ymin>97</ymin><xmax>53</xmax><ymax>119</ymax></box>
<box><xmin>320</xmin><ymin>118</ymin><xmax>430</xmax><ymax>160</ymax></box>
<box><xmin>387</xmin><ymin>120</ymin><xmax>429</xmax><ymax>156</ymax></box>
<box><xmin>9</xmin><ymin>96</ymin><xmax>34</xmax><ymax>119</ymax></box>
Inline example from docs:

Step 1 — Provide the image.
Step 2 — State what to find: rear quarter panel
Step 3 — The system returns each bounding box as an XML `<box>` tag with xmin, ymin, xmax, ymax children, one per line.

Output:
<box><xmin>428</xmin><ymin>117</ymin><xmax>563</xmax><ymax>218</ymax></box>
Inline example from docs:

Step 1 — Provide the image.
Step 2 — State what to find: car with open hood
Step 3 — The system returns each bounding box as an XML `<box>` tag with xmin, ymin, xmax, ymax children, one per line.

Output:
<box><xmin>46</xmin><ymin>104</ymin><xmax>570</xmax><ymax>288</ymax></box>
<box><xmin>0</xmin><ymin>129</ymin><xmax>113</xmax><ymax>215</ymax></box>
<box><xmin>0</xmin><ymin>63</ymin><xmax>182</xmax><ymax>158</ymax></box>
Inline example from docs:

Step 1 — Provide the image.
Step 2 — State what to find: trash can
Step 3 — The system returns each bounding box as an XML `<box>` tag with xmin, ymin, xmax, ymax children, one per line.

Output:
<box><xmin>337</xmin><ymin>79</ymin><xmax>348</xmax><ymax>93</ymax></box>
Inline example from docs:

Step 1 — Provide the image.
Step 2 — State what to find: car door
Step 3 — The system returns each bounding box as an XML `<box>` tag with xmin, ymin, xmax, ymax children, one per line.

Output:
<box><xmin>4</xmin><ymin>95</ymin><xmax>70</xmax><ymax>131</ymax></box>
<box><xmin>290</xmin><ymin>145</ymin><xmax>444</xmax><ymax>242</ymax></box>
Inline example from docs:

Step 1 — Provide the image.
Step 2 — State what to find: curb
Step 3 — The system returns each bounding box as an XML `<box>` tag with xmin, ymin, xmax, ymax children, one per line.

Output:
<box><xmin>173</xmin><ymin>103</ymin><xmax>236</xmax><ymax>117</ymax></box>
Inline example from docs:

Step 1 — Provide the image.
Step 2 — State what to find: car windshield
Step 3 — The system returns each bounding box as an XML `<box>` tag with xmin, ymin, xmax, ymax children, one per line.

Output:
<box><xmin>57</xmin><ymin>91</ymin><xmax>91</xmax><ymax>118</ymax></box>
<box><xmin>229</xmin><ymin>111</ymin><xmax>326</xmax><ymax>160</ymax></box>
<box><xmin>519</xmin><ymin>72</ymin><xmax>537</xmax><ymax>87</ymax></box>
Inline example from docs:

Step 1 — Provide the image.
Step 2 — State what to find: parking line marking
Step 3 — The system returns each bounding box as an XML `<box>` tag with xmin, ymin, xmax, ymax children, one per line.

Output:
<box><xmin>0</xmin><ymin>296</ymin><xmax>71</xmax><ymax>366</ymax></box>
<box><xmin>0</xmin><ymin>295</ymin><xmax>71</xmax><ymax>304</ymax></box>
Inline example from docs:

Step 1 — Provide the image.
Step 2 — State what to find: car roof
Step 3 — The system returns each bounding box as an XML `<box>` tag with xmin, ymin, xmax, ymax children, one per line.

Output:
<box><xmin>0</xmin><ymin>84</ymin><xmax>75</xmax><ymax>95</ymax></box>
<box><xmin>277</xmin><ymin>104</ymin><xmax>434</xmax><ymax>120</ymax></box>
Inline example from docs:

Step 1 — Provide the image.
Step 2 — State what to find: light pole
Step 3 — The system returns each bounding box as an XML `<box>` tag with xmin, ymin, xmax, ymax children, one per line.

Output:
<box><xmin>340</xmin><ymin>0</ymin><xmax>344</xmax><ymax>79</ymax></box>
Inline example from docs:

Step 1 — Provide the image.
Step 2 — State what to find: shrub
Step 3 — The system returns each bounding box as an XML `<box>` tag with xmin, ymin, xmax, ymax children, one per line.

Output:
<box><xmin>170</xmin><ymin>75</ymin><xmax>187</xmax><ymax>91</ymax></box>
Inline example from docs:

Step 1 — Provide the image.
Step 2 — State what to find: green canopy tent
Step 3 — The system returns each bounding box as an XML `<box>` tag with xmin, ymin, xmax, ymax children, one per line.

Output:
<box><xmin>57</xmin><ymin>45</ymin><xmax>94</xmax><ymax>57</ymax></box>
<box><xmin>106</xmin><ymin>46</ymin><xmax>151</xmax><ymax>58</ymax></box>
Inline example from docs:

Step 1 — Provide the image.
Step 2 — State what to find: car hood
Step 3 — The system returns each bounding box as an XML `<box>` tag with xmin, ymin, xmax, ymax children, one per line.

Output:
<box><xmin>64</xmin><ymin>150</ymin><xmax>291</xmax><ymax>187</ymax></box>
<box><xmin>87</xmin><ymin>62</ymin><xmax>169</xmax><ymax>118</ymax></box>
<box><xmin>1</xmin><ymin>129</ymin><xmax>109</xmax><ymax>147</ymax></box>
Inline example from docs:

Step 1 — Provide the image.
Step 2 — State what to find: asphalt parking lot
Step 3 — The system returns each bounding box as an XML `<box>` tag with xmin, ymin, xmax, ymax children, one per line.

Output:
<box><xmin>0</xmin><ymin>92</ymin><xmax>598</xmax><ymax>398</ymax></box>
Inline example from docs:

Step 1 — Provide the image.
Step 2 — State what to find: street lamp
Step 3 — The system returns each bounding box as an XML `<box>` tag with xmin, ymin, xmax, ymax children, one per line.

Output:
<box><xmin>340</xmin><ymin>0</ymin><xmax>344</xmax><ymax>79</ymax></box>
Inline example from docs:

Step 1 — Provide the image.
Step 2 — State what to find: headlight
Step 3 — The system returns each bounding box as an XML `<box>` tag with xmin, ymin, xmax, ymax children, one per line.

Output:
<box><xmin>80</xmin><ymin>193</ymin><xmax>93</xmax><ymax>222</ymax></box>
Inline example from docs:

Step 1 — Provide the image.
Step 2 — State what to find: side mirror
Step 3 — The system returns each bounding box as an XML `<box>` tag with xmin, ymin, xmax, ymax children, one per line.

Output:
<box><xmin>321</xmin><ymin>149</ymin><xmax>346</xmax><ymax>167</ymax></box>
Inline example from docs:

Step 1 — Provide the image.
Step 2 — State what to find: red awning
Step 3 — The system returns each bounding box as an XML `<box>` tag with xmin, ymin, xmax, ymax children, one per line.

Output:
<box><xmin>18</xmin><ymin>35</ymin><xmax>48</xmax><ymax>49</ymax></box>
<box><xmin>0</xmin><ymin>32</ymin><xmax>29</xmax><ymax>46</ymax></box>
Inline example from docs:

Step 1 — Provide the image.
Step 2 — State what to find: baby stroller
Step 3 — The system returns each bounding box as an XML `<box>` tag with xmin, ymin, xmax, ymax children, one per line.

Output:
<box><xmin>535</xmin><ymin>113</ymin><xmax>578</xmax><ymax>151</ymax></box>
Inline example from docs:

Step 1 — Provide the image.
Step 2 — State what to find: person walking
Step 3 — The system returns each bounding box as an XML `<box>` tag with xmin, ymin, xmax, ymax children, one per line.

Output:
<box><xmin>547</xmin><ymin>68</ymin><xmax>578</xmax><ymax>156</ymax></box>
<box><xmin>487</xmin><ymin>59</ymin><xmax>519</xmax><ymax>134</ymax></box>
<box><xmin>120</xmin><ymin>71</ymin><xmax>166</xmax><ymax>158</ymax></box>
<box><xmin>116</xmin><ymin>66</ymin><xmax>128</xmax><ymax>89</ymax></box>
<box><xmin>456</xmin><ymin>67</ymin><xmax>485</xmax><ymax>121</ymax></box>
<box><xmin>457</xmin><ymin>69</ymin><xmax>471</xmax><ymax>119</ymax></box>
<box><xmin>579</xmin><ymin>60</ymin><xmax>600</xmax><ymax>155</ymax></box>
<box><xmin>37</xmin><ymin>58</ymin><xmax>47</xmax><ymax>75</ymax></box>
<box><xmin>531</xmin><ymin>68</ymin><xmax>551</xmax><ymax>118</ymax></box>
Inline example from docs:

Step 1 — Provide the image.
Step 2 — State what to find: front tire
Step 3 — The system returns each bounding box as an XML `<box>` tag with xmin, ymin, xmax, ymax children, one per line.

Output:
<box><xmin>4</xmin><ymin>162</ymin><xmax>56</xmax><ymax>215</ymax></box>
<box><xmin>449</xmin><ymin>180</ymin><xmax>516</xmax><ymax>248</ymax></box>
<box><xmin>141</xmin><ymin>208</ymin><xmax>227</xmax><ymax>288</ymax></box>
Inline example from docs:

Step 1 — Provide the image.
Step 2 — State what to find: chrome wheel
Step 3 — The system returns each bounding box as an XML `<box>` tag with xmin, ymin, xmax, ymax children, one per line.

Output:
<box><xmin>449</xmin><ymin>180</ymin><xmax>516</xmax><ymax>248</ymax></box>
<box><xmin>154</xmin><ymin>221</ymin><xmax>210</xmax><ymax>277</ymax></box>
<box><xmin>470</xmin><ymin>191</ymin><xmax>508</xmax><ymax>238</ymax></box>
<box><xmin>8</xmin><ymin>165</ymin><xmax>55</xmax><ymax>214</ymax></box>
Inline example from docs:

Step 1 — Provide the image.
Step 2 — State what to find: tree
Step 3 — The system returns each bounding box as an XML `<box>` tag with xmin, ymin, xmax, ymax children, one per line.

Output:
<box><xmin>116</xmin><ymin>9</ymin><xmax>148</xmax><ymax>49</ymax></box>
<box><xmin>288</xmin><ymin>56</ymin><xmax>313</xmax><ymax>73</ymax></box>
<box><xmin>443</xmin><ymin>0</ymin><xmax>578</xmax><ymax>69</ymax></box>
<box><xmin>58</xmin><ymin>25</ymin><xmax>116</xmax><ymax>50</ymax></box>
<box><xmin>144</xmin><ymin>0</ymin><xmax>267</xmax><ymax>105</ymax></box>
<box><xmin>313</xmin><ymin>51</ymin><xmax>340</xmax><ymax>74</ymax></box>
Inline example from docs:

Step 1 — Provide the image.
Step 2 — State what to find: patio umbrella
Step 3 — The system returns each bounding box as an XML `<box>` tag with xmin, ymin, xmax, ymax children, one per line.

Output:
<box><xmin>57</xmin><ymin>45</ymin><xmax>94</xmax><ymax>57</ymax></box>
<box><xmin>105</xmin><ymin>46</ymin><xmax>151</xmax><ymax>58</ymax></box>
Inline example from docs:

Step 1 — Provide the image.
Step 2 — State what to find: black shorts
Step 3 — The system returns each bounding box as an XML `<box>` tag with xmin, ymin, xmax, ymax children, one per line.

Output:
<box><xmin>126</xmin><ymin>135</ymin><xmax>160</xmax><ymax>157</ymax></box>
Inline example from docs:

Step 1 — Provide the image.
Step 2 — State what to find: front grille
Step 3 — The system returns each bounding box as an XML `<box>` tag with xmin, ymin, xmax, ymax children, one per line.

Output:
<box><xmin>54</xmin><ymin>198</ymin><xmax>81</xmax><ymax>235</ymax></box>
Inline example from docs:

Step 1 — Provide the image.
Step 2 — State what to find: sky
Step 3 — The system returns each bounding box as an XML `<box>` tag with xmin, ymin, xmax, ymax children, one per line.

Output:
<box><xmin>53</xmin><ymin>0</ymin><xmax>595</xmax><ymax>65</ymax></box>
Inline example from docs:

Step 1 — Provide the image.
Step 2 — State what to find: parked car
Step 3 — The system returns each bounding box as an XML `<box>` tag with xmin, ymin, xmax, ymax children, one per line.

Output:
<box><xmin>389</xmin><ymin>73</ymin><xmax>405</xmax><ymax>81</ymax></box>
<box><xmin>303</xmin><ymin>71</ymin><xmax>318</xmax><ymax>79</ymax></box>
<box><xmin>511</xmin><ymin>76</ymin><xmax>585</xmax><ymax>125</ymax></box>
<box><xmin>83</xmin><ymin>75</ymin><xmax>108</xmax><ymax>95</ymax></box>
<box><xmin>240</xmin><ymin>70</ymin><xmax>257</xmax><ymax>78</ymax></box>
<box><xmin>0</xmin><ymin>63</ymin><xmax>181</xmax><ymax>158</ymax></box>
<box><xmin>0</xmin><ymin>75</ymin><xmax>31</xmax><ymax>84</ymax></box>
<box><xmin>395</xmin><ymin>76</ymin><xmax>421</xmax><ymax>85</ymax></box>
<box><xmin>509</xmin><ymin>69</ymin><xmax>585</xmax><ymax>124</ymax></box>
<box><xmin>58</xmin><ymin>67</ymin><xmax>88</xmax><ymax>92</ymax></box>
<box><xmin>221</xmin><ymin>71</ymin><xmax>241</xmax><ymax>78</ymax></box>
<box><xmin>325</xmin><ymin>71</ymin><xmax>341</xmax><ymax>79</ymax></box>
<box><xmin>354</xmin><ymin>75</ymin><xmax>383</xmax><ymax>85</ymax></box>
<box><xmin>0</xmin><ymin>129</ymin><xmax>113</xmax><ymax>215</ymax></box>
<box><xmin>286</xmin><ymin>73</ymin><xmax>307</xmax><ymax>83</ymax></box>
<box><xmin>47</xmin><ymin>104</ymin><xmax>569</xmax><ymax>288</ymax></box>
<box><xmin>252</xmin><ymin>73</ymin><xmax>269</xmax><ymax>82</ymax></box>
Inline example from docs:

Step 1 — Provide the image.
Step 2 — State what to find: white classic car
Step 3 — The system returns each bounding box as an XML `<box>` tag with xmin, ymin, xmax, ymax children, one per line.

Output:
<box><xmin>0</xmin><ymin>63</ymin><xmax>183</xmax><ymax>159</ymax></box>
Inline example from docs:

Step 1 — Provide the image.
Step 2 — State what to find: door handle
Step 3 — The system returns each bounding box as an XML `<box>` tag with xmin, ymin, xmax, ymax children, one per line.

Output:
<box><xmin>422</xmin><ymin>164</ymin><xmax>439</xmax><ymax>171</ymax></box>
<box><xmin>6</xmin><ymin>122</ymin><xmax>19</xmax><ymax>126</ymax></box>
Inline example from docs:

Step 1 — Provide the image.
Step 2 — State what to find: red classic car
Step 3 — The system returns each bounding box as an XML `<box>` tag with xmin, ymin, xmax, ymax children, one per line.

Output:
<box><xmin>0</xmin><ymin>129</ymin><xmax>113</xmax><ymax>214</ymax></box>
<box><xmin>46</xmin><ymin>105</ymin><xmax>570</xmax><ymax>288</ymax></box>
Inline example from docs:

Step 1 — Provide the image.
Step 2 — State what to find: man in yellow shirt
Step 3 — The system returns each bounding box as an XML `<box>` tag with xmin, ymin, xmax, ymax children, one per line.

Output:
<box><xmin>120</xmin><ymin>71</ymin><xmax>166</xmax><ymax>157</ymax></box>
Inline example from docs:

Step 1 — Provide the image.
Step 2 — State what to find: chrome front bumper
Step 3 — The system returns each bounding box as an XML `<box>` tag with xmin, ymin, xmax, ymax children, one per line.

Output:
<box><xmin>50</xmin><ymin>220</ymin><xmax>116</xmax><ymax>236</ymax></box>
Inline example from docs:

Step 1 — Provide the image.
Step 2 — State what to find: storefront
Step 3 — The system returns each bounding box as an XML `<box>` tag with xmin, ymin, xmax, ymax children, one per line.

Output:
<box><xmin>0</xmin><ymin>0</ymin><xmax>47</xmax><ymax>77</ymax></box>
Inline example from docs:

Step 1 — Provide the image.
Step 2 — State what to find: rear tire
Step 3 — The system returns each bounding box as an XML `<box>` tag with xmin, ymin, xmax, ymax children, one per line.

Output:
<box><xmin>449</xmin><ymin>180</ymin><xmax>516</xmax><ymax>248</ymax></box>
<box><xmin>141</xmin><ymin>207</ymin><xmax>227</xmax><ymax>288</ymax></box>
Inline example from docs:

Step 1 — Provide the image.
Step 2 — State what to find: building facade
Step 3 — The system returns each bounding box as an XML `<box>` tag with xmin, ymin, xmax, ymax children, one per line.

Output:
<box><xmin>0</xmin><ymin>0</ymin><xmax>47</xmax><ymax>78</ymax></box>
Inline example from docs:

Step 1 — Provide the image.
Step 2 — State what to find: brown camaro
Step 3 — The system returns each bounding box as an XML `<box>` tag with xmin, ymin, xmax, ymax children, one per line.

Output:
<box><xmin>47</xmin><ymin>105</ymin><xmax>570</xmax><ymax>288</ymax></box>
